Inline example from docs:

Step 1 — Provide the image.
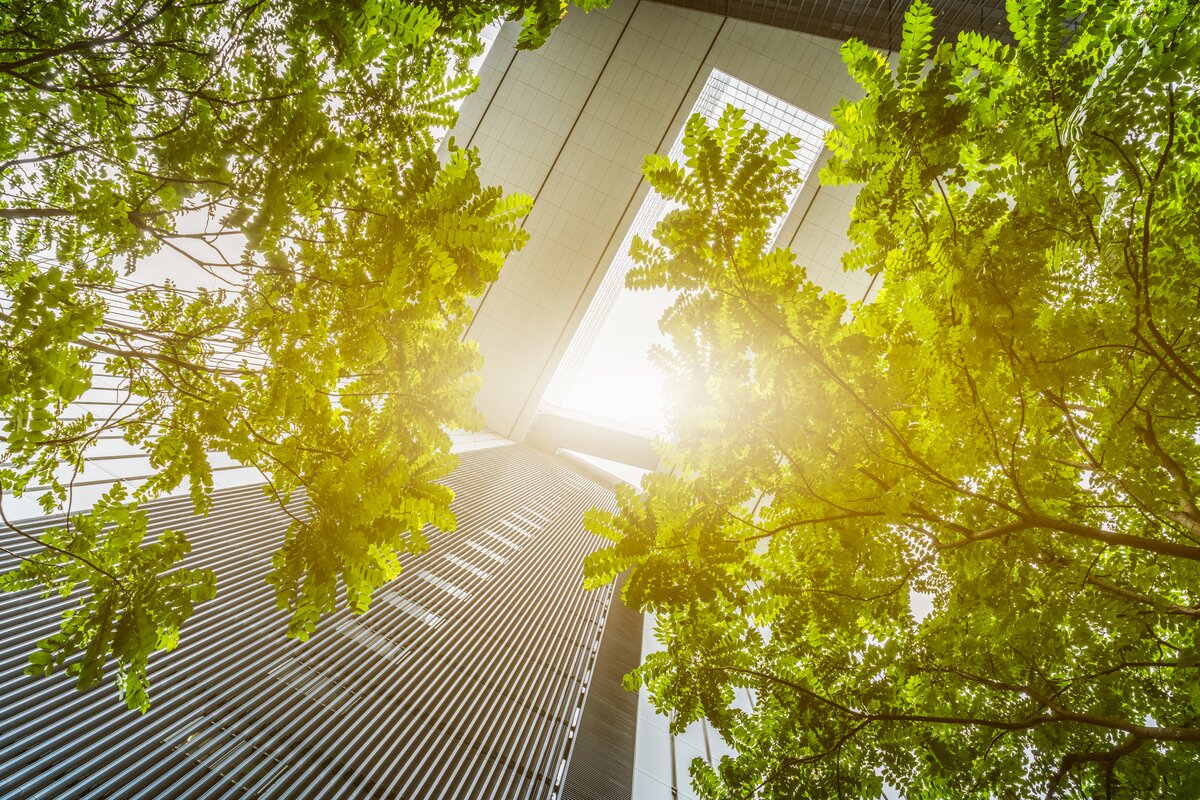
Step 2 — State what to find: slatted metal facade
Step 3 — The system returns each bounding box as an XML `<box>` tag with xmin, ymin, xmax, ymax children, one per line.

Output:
<box><xmin>559</xmin><ymin>575</ymin><xmax>643</xmax><ymax>800</ymax></box>
<box><xmin>0</xmin><ymin>444</ymin><xmax>619</xmax><ymax>800</ymax></box>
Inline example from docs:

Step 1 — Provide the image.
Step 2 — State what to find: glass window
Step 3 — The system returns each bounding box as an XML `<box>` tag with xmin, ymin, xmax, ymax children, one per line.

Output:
<box><xmin>542</xmin><ymin>70</ymin><xmax>831</xmax><ymax>433</ymax></box>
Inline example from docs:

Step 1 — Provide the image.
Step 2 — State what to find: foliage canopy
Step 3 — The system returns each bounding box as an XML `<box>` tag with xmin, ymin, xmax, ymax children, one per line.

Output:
<box><xmin>585</xmin><ymin>0</ymin><xmax>1200</xmax><ymax>796</ymax></box>
<box><xmin>0</xmin><ymin>0</ymin><xmax>605</xmax><ymax>710</ymax></box>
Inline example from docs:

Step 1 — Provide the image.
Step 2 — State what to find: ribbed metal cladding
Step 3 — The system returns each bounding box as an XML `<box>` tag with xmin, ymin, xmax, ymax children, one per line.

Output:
<box><xmin>650</xmin><ymin>0</ymin><xmax>1011</xmax><ymax>50</ymax></box>
<box><xmin>0</xmin><ymin>444</ymin><xmax>617</xmax><ymax>800</ymax></box>
<box><xmin>559</xmin><ymin>575</ymin><xmax>643</xmax><ymax>800</ymax></box>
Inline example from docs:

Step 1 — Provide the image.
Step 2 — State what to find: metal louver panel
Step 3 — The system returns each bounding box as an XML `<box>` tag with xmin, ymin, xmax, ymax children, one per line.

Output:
<box><xmin>0</xmin><ymin>444</ymin><xmax>617</xmax><ymax>800</ymax></box>
<box><xmin>559</xmin><ymin>575</ymin><xmax>643</xmax><ymax>800</ymax></box>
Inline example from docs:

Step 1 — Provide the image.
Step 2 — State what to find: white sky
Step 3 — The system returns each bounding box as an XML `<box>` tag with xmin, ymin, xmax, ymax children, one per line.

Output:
<box><xmin>544</xmin><ymin>70</ymin><xmax>831</xmax><ymax>436</ymax></box>
<box><xmin>554</xmin><ymin>286</ymin><xmax>675</xmax><ymax>433</ymax></box>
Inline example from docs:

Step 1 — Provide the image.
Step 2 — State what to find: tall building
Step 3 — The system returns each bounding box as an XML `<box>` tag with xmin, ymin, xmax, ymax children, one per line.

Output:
<box><xmin>0</xmin><ymin>442</ymin><xmax>638</xmax><ymax>799</ymax></box>
<box><xmin>452</xmin><ymin>0</ymin><xmax>1007</xmax><ymax>461</ymax></box>
<box><xmin>0</xmin><ymin>2</ymin><xmax>1009</xmax><ymax>798</ymax></box>
<box><xmin>446</xmin><ymin>2</ymin><xmax>1006</xmax><ymax>796</ymax></box>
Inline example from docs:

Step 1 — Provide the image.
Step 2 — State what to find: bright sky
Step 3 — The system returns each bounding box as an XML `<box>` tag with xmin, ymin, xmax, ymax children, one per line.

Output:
<box><xmin>554</xmin><ymin>286</ymin><xmax>675</xmax><ymax>433</ymax></box>
<box><xmin>544</xmin><ymin>70</ymin><xmax>831</xmax><ymax>436</ymax></box>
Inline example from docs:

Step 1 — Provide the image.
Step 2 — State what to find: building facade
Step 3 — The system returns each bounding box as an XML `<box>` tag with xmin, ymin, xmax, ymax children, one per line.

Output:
<box><xmin>0</xmin><ymin>443</ymin><xmax>636</xmax><ymax>799</ymax></box>
<box><xmin>0</xmin><ymin>2</ymin><xmax>1010</xmax><ymax>798</ymax></box>
<box><xmin>451</xmin><ymin>0</ymin><xmax>875</xmax><ymax>449</ymax></box>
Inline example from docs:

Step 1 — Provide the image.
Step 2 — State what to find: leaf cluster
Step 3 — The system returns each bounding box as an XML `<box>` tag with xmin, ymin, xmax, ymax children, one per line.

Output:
<box><xmin>0</xmin><ymin>0</ymin><xmax>609</xmax><ymax>710</ymax></box>
<box><xmin>585</xmin><ymin>1</ymin><xmax>1200</xmax><ymax>796</ymax></box>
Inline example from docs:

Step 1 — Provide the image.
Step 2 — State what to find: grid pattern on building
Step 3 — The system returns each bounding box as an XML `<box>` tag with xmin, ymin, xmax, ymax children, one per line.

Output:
<box><xmin>543</xmin><ymin>68</ymin><xmax>831</xmax><ymax>408</ymax></box>
<box><xmin>0</xmin><ymin>274</ymin><xmax>272</xmax><ymax>520</ymax></box>
<box><xmin>0</xmin><ymin>444</ymin><xmax>615</xmax><ymax>800</ymax></box>
<box><xmin>654</xmin><ymin>0</ymin><xmax>1011</xmax><ymax>51</ymax></box>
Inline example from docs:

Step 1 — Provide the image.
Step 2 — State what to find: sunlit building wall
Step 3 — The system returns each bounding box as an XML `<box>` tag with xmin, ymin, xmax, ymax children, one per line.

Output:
<box><xmin>0</xmin><ymin>442</ymin><xmax>633</xmax><ymax>800</ymax></box>
<box><xmin>543</xmin><ymin>68</ymin><xmax>833</xmax><ymax>433</ymax></box>
<box><xmin>446</xmin><ymin>0</ymin><xmax>873</xmax><ymax>443</ymax></box>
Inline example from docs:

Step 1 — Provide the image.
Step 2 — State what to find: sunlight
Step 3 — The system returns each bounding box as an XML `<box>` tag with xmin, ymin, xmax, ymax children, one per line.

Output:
<box><xmin>553</xmin><ymin>286</ymin><xmax>674</xmax><ymax>432</ymax></box>
<box><xmin>542</xmin><ymin>69</ymin><xmax>831</xmax><ymax>436</ymax></box>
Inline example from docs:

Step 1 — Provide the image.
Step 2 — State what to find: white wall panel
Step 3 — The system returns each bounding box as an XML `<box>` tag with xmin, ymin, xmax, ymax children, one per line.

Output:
<box><xmin>451</xmin><ymin>0</ymin><xmax>870</xmax><ymax>440</ymax></box>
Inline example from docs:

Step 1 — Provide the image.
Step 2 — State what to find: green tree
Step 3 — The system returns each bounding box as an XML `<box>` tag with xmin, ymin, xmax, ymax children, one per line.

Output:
<box><xmin>584</xmin><ymin>0</ymin><xmax>1200</xmax><ymax>796</ymax></box>
<box><xmin>0</xmin><ymin>0</ymin><xmax>603</xmax><ymax>711</ymax></box>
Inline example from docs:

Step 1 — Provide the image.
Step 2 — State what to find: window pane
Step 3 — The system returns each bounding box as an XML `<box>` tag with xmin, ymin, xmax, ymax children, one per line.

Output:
<box><xmin>543</xmin><ymin>70</ymin><xmax>831</xmax><ymax>433</ymax></box>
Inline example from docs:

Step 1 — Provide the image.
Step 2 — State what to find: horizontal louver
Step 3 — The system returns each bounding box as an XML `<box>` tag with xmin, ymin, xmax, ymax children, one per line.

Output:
<box><xmin>0</xmin><ymin>445</ymin><xmax>615</xmax><ymax>800</ymax></box>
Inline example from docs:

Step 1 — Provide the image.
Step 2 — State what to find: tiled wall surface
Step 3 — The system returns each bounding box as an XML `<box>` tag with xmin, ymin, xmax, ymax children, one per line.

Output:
<box><xmin>446</xmin><ymin>0</ymin><xmax>868</xmax><ymax>440</ymax></box>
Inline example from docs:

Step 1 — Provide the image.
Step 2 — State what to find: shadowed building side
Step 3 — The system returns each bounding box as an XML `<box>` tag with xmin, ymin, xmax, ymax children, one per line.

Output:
<box><xmin>560</xmin><ymin>573</ymin><xmax>644</xmax><ymax>800</ymax></box>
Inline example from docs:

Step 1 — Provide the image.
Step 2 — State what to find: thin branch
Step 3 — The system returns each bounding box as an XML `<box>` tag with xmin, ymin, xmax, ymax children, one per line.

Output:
<box><xmin>0</xmin><ymin>490</ymin><xmax>125</xmax><ymax>587</ymax></box>
<box><xmin>1045</xmin><ymin>735</ymin><xmax>1146</xmax><ymax>800</ymax></box>
<box><xmin>1086</xmin><ymin>575</ymin><xmax>1200</xmax><ymax>619</ymax></box>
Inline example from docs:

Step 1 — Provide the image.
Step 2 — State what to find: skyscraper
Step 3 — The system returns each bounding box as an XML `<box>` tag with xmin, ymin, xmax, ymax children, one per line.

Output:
<box><xmin>0</xmin><ymin>2</ymin><xmax>1011</xmax><ymax>797</ymax></box>
<box><xmin>0</xmin><ymin>442</ymin><xmax>631</xmax><ymax>799</ymax></box>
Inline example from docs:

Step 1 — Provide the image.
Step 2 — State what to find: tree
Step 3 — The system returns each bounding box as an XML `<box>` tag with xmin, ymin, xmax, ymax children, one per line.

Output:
<box><xmin>0</xmin><ymin>0</ymin><xmax>603</xmax><ymax>711</ymax></box>
<box><xmin>583</xmin><ymin>0</ymin><xmax>1200</xmax><ymax>796</ymax></box>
